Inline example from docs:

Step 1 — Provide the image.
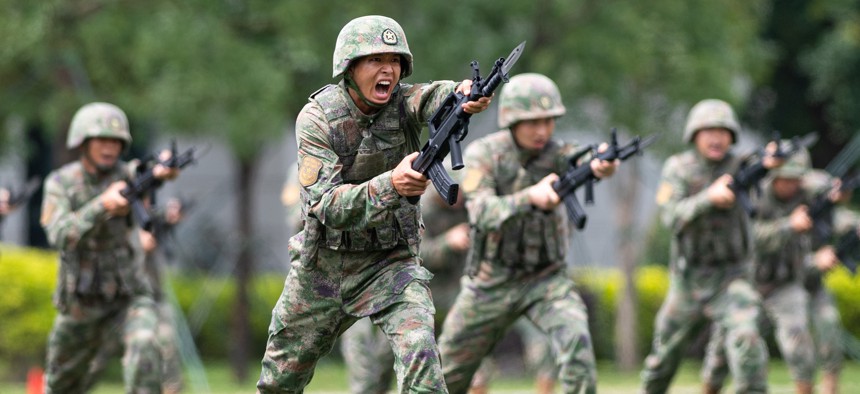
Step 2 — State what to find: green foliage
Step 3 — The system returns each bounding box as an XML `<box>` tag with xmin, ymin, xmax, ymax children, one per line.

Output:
<box><xmin>0</xmin><ymin>0</ymin><xmax>776</xmax><ymax>158</ymax></box>
<box><xmin>824</xmin><ymin>266</ymin><xmax>860</xmax><ymax>339</ymax></box>
<box><xmin>0</xmin><ymin>244</ymin><xmax>57</xmax><ymax>377</ymax></box>
<box><xmin>576</xmin><ymin>265</ymin><xmax>669</xmax><ymax>359</ymax></box>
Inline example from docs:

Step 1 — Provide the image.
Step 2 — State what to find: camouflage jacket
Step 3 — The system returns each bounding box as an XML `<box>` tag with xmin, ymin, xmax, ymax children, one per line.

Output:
<box><xmin>293</xmin><ymin>80</ymin><xmax>457</xmax><ymax>263</ymax></box>
<box><xmin>655</xmin><ymin>149</ymin><xmax>752</xmax><ymax>298</ymax></box>
<box><xmin>461</xmin><ymin>130</ymin><xmax>578</xmax><ymax>288</ymax></box>
<box><xmin>751</xmin><ymin>177</ymin><xmax>829</xmax><ymax>294</ymax></box>
<box><xmin>41</xmin><ymin>160</ymin><xmax>150</xmax><ymax>310</ymax></box>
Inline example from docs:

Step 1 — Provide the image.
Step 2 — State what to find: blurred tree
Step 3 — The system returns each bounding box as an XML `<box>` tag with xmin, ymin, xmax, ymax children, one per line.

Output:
<box><xmin>746</xmin><ymin>0</ymin><xmax>860</xmax><ymax>168</ymax></box>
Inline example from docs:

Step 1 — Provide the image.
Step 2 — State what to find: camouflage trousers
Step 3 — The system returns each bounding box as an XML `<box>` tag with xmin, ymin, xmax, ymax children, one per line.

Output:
<box><xmin>85</xmin><ymin>300</ymin><xmax>184</xmax><ymax>393</ymax></box>
<box><xmin>702</xmin><ymin>283</ymin><xmax>816</xmax><ymax>387</ymax></box>
<box><xmin>45</xmin><ymin>295</ymin><xmax>162</xmax><ymax>394</ymax></box>
<box><xmin>513</xmin><ymin>317</ymin><xmax>558</xmax><ymax>381</ymax></box>
<box><xmin>257</xmin><ymin>247</ymin><xmax>447</xmax><ymax>393</ymax></box>
<box><xmin>640</xmin><ymin>278</ymin><xmax>767</xmax><ymax>394</ymax></box>
<box><xmin>340</xmin><ymin>317</ymin><xmax>495</xmax><ymax>394</ymax></box>
<box><xmin>809</xmin><ymin>286</ymin><xmax>844</xmax><ymax>374</ymax></box>
<box><xmin>437</xmin><ymin>272</ymin><xmax>596</xmax><ymax>394</ymax></box>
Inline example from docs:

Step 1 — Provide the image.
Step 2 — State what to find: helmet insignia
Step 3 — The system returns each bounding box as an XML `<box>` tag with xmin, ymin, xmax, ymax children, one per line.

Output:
<box><xmin>540</xmin><ymin>96</ymin><xmax>552</xmax><ymax>109</ymax></box>
<box><xmin>382</xmin><ymin>28</ymin><xmax>397</xmax><ymax>45</ymax></box>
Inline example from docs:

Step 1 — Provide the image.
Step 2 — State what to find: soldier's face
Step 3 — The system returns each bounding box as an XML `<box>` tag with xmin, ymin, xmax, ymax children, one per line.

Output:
<box><xmin>772</xmin><ymin>177</ymin><xmax>801</xmax><ymax>200</ymax></box>
<box><xmin>348</xmin><ymin>53</ymin><xmax>402</xmax><ymax>112</ymax></box>
<box><xmin>693</xmin><ymin>128</ymin><xmax>732</xmax><ymax>161</ymax></box>
<box><xmin>83</xmin><ymin>137</ymin><xmax>123</xmax><ymax>173</ymax></box>
<box><xmin>512</xmin><ymin>117</ymin><xmax>555</xmax><ymax>151</ymax></box>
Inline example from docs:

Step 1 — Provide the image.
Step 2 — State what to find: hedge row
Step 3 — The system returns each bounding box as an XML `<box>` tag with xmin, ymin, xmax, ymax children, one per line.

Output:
<box><xmin>3</xmin><ymin>244</ymin><xmax>860</xmax><ymax>378</ymax></box>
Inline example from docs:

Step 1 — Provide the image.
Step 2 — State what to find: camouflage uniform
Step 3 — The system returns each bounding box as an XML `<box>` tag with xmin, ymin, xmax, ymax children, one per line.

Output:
<box><xmin>257</xmin><ymin>15</ymin><xmax>459</xmax><ymax>393</ymax></box>
<box><xmin>641</xmin><ymin>99</ymin><xmax>767</xmax><ymax>394</ymax></box>
<box><xmin>437</xmin><ymin>73</ymin><xmax>597</xmax><ymax>394</ymax></box>
<box><xmin>702</xmin><ymin>150</ymin><xmax>820</xmax><ymax>389</ymax></box>
<box><xmin>803</xmin><ymin>169</ymin><xmax>855</xmax><ymax>381</ymax></box>
<box><xmin>40</xmin><ymin>102</ymin><xmax>162</xmax><ymax>393</ymax></box>
<box><xmin>337</xmin><ymin>184</ymin><xmax>498</xmax><ymax>393</ymax></box>
<box><xmin>85</xmin><ymin>219</ymin><xmax>185</xmax><ymax>393</ymax></box>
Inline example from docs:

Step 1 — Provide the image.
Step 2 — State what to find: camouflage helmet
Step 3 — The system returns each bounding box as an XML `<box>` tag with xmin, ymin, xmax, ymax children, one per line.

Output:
<box><xmin>66</xmin><ymin>102</ymin><xmax>132</xmax><ymax>150</ymax></box>
<box><xmin>771</xmin><ymin>144</ymin><xmax>811</xmax><ymax>179</ymax></box>
<box><xmin>498</xmin><ymin>73</ymin><xmax>566</xmax><ymax>129</ymax></box>
<box><xmin>332</xmin><ymin>15</ymin><xmax>413</xmax><ymax>79</ymax></box>
<box><xmin>683</xmin><ymin>99</ymin><xmax>740</xmax><ymax>144</ymax></box>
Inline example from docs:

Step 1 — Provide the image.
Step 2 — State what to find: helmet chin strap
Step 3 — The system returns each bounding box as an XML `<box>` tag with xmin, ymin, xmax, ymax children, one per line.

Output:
<box><xmin>344</xmin><ymin>74</ymin><xmax>385</xmax><ymax>110</ymax></box>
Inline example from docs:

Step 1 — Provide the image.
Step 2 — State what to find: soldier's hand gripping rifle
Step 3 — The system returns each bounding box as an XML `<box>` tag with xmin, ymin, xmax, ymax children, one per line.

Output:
<box><xmin>730</xmin><ymin>131</ymin><xmax>818</xmax><ymax>217</ymax></box>
<box><xmin>121</xmin><ymin>141</ymin><xmax>196</xmax><ymax>231</ymax></box>
<box><xmin>552</xmin><ymin>129</ymin><xmax>658</xmax><ymax>229</ymax></box>
<box><xmin>407</xmin><ymin>41</ymin><xmax>526</xmax><ymax>206</ymax></box>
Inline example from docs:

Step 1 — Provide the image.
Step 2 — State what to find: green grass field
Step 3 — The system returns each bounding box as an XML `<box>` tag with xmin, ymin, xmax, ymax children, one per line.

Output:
<box><xmin>2</xmin><ymin>360</ymin><xmax>859</xmax><ymax>393</ymax></box>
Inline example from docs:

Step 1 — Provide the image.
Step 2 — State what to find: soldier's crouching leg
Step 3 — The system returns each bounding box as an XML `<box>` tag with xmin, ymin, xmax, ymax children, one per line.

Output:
<box><xmin>527</xmin><ymin>288</ymin><xmax>597</xmax><ymax>394</ymax></box>
<box><xmin>257</xmin><ymin>267</ymin><xmax>344</xmax><ymax>393</ymax></box>
<box><xmin>340</xmin><ymin>318</ymin><xmax>396</xmax><ymax>394</ymax></box>
<box><xmin>375</xmin><ymin>279</ymin><xmax>447</xmax><ymax>393</ymax></box>
<box><xmin>122</xmin><ymin>296</ymin><xmax>163</xmax><ymax>393</ymax></box>
<box><xmin>722</xmin><ymin>280</ymin><xmax>767</xmax><ymax>394</ymax></box>
<box><xmin>45</xmin><ymin>304</ymin><xmax>106</xmax><ymax>393</ymax></box>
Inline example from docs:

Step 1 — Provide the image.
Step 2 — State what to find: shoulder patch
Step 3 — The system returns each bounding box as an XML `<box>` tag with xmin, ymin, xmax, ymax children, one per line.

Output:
<box><xmin>461</xmin><ymin>169</ymin><xmax>483</xmax><ymax>193</ymax></box>
<box><xmin>655</xmin><ymin>181</ymin><xmax>673</xmax><ymax>205</ymax></box>
<box><xmin>298</xmin><ymin>156</ymin><xmax>323</xmax><ymax>187</ymax></box>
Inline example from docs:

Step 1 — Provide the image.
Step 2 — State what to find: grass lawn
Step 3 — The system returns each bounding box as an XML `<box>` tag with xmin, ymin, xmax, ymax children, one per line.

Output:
<box><xmin>2</xmin><ymin>360</ymin><xmax>859</xmax><ymax>393</ymax></box>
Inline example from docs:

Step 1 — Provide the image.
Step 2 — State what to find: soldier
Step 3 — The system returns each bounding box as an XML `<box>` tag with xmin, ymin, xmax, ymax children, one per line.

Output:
<box><xmin>804</xmin><ymin>169</ymin><xmax>856</xmax><ymax>394</ymax></box>
<box><xmin>701</xmin><ymin>148</ymin><xmax>827</xmax><ymax>394</ymax></box>
<box><xmin>40</xmin><ymin>102</ymin><xmax>181</xmax><ymax>393</ymax></box>
<box><xmin>437</xmin><ymin>73</ymin><xmax>618</xmax><ymax>394</ymax></box>
<box><xmin>256</xmin><ymin>15</ymin><xmax>491</xmax><ymax>393</ymax></box>
<box><xmin>641</xmin><ymin>99</ymin><xmax>777</xmax><ymax>394</ymax></box>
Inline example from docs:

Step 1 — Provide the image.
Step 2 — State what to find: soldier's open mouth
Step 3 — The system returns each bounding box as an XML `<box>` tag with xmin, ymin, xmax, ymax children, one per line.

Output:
<box><xmin>374</xmin><ymin>81</ymin><xmax>391</xmax><ymax>98</ymax></box>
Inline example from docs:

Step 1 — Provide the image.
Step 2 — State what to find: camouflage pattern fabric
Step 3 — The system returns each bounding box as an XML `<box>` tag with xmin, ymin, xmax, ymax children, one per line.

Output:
<box><xmin>809</xmin><ymin>287</ymin><xmax>844</xmax><ymax>374</ymax></box>
<box><xmin>40</xmin><ymin>160</ymin><xmax>162</xmax><ymax>393</ymax></box>
<box><xmin>340</xmin><ymin>318</ymin><xmax>396</xmax><ymax>394</ymax></box>
<box><xmin>702</xmin><ymin>284</ymin><xmax>814</xmax><ymax>388</ymax></box>
<box><xmin>514</xmin><ymin>317</ymin><xmax>558</xmax><ymax>381</ymax></box>
<box><xmin>701</xmin><ymin>173</ymin><xmax>827</xmax><ymax>386</ymax></box>
<box><xmin>337</xmin><ymin>190</ymin><xmax>495</xmax><ymax>393</ymax></box>
<box><xmin>804</xmin><ymin>206</ymin><xmax>859</xmax><ymax>375</ymax></box>
<box><xmin>437</xmin><ymin>130</ymin><xmax>597</xmax><ymax>394</ymax></box>
<box><xmin>256</xmin><ymin>79</ymin><xmax>459</xmax><ymax>393</ymax></box>
<box><xmin>642</xmin><ymin>149</ymin><xmax>767</xmax><ymax>394</ymax></box>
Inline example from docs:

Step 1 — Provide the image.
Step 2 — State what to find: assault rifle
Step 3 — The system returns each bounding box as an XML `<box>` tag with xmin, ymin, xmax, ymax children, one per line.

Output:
<box><xmin>407</xmin><ymin>41</ymin><xmax>526</xmax><ymax>206</ymax></box>
<box><xmin>809</xmin><ymin>172</ymin><xmax>860</xmax><ymax>244</ymax></box>
<box><xmin>834</xmin><ymin>229</ymin><xmax>859</xmax><ymax>274</ymax></box>
<box><xmin>552</xmin><ymin>129</ymin><xmax>657</xmax><ymax>229</ymax></box>
<box><xmin>730</xmin><ymin>131</ymin><xmax>818</xmax><ymax>217</ymax></box>
<box><xmin>121</xmin><ymin>141</ymin><xmax>196</xmax><ymax>231</ymax></box>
